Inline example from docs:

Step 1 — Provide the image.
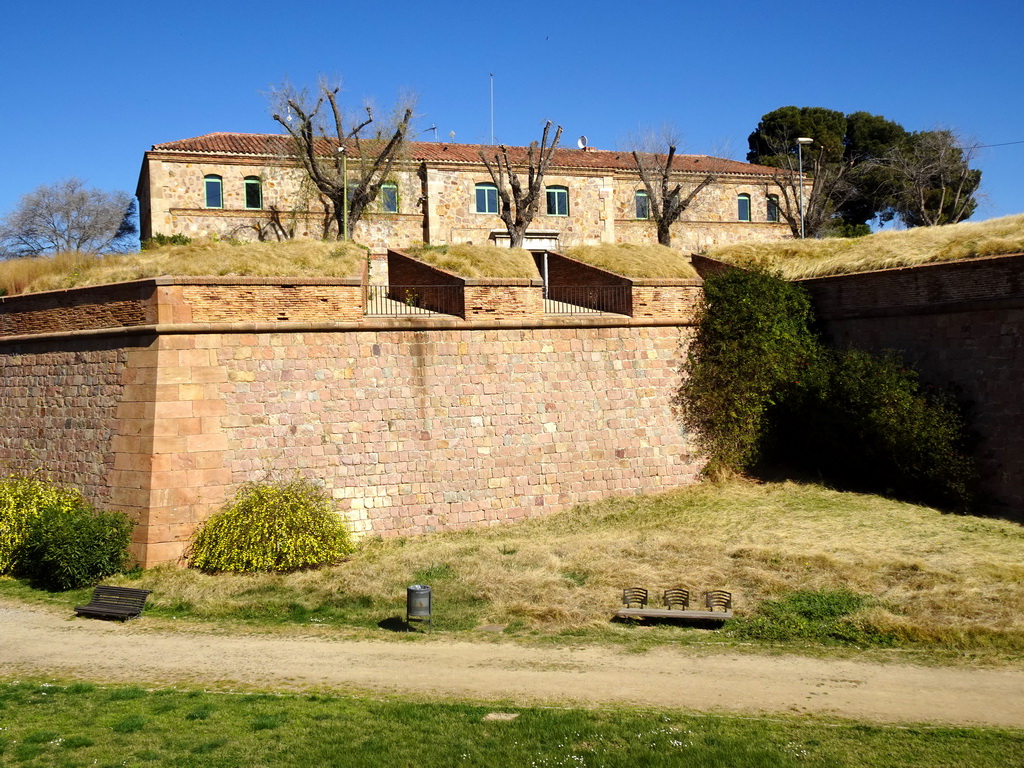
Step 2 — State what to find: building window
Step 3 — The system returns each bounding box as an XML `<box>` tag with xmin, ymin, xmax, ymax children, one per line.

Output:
<box><xmin>204</xmin><ymin>175</ymin><xmax>223</xmax><ymax>209</ymax></box>
<box><xmin>381</xmin><ymin>182</ymin><xmax>399</xmax><ymax>213</ymax></box>
<box><xmin>546</xmin><ymin>185</ymin><xmax>569</xmax><ymax>216</ymax></box>
<box><xmin>737</xmin><ymin>193</ymin><xmax>751</xmax><ymax>222</ymax></box>
<box><xmin>635</xmin><ymin>190</ymin><xmax>650</xmax><ymax>219</ymax></box>
<box><xmin>767</xmin><ymin>194</ymin><xmax>780</xmax><ymax>223</ymax></box>
<box><xmin>475</xmin><ymin>183</ymin><xmax>498</xmax><ymax>214</ymax></box>
<box><xmin>244</xmin><ymin>176</ymin><xmax>262</xmax><ymax>210</ymax></box>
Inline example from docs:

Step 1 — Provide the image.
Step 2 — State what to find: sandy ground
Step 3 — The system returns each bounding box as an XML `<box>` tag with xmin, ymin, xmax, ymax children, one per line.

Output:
<box><xmin>2</xmin><ymin>602</ymin><xmax>1023</xmax><ymax>729</ymax></box>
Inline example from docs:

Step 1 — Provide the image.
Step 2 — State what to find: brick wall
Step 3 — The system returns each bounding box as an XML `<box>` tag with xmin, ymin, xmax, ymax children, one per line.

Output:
<box><xmin>0</xmin><ymin>283</ymin><xmax>155</xmax><ymax>335</ymax></box>
<box><xmin>801</xmin><ymin>253</ymin><xmax>1024</xmax><ymax>518</ymax></box>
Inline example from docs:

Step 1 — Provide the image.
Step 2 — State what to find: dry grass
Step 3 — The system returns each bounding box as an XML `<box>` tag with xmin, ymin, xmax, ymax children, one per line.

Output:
<box><xmin>563</xmin><ymin>244</ymin><xmax>699</xmax><ymax>279</ymax></box>
<box><xmin>404</xmin><ymin>244</ymin><xmax>538</xmax><ymax>279</ymax></box>
<box><xmin>128</xmin><ymin>481</ymin><xmax>1024</xmax><ymax>650</ymax></box>
<box><xmin>0</xmin><ymin>240</ymin><xmax>368</xmax><ymax>295</ymax></box>
<box><xmin>707</xmin><ymin>214</ymin><xmax>1024</xmax><ymax>280</ymax></box>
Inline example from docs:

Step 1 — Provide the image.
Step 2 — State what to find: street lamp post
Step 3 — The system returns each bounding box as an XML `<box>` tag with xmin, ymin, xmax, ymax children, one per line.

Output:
<box><xmin>337</xmin><ymin>146</ymin><xmax>349</xmax><ymax>241</ymax></box>
<box><xmin>796</xmin><ymin>137</ymin><xmax>813</xmax><ymax>239</ymax></box>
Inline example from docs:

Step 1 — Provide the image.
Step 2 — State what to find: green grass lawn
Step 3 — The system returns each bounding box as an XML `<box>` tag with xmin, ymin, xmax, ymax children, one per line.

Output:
<box><xmin>0</xmin><ymin>679</ymin><xmax>1020</xmax><ymax>768</ymax></box>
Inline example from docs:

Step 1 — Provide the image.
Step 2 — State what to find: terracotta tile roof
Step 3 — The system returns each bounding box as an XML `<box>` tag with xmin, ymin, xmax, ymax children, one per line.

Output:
<box><xmin>149</xmin><ymin>132</ymin><xmax>779</xmax><ymax>176</ymax></box>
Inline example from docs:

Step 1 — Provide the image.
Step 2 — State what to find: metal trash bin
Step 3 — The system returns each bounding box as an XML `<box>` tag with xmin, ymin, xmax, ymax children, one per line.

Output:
<box><xmin>406</xmin><ymin>584</ymin><xmax>432</xmax><ymax>631</ymax></box>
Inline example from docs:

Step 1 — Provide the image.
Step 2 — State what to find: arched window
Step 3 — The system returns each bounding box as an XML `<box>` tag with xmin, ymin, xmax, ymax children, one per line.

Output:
<box><xmin>380</xmin><ymin>182</ymin><xmax>399</xmax><ymax>213</ymax></box>
<box><xmin>767</xmin><ymin>194</ymin><xmax>780</xmax><ymax>223</ymax></box>
<box><xmin>204</xmin><ymin>175</ymin><xmax>223</xmax><ymax>209</ymax></box>
<box><xmin>545</xmin><ymin>185</ymin><xmax>569</xmax><ymax>216</ymax></box>
<box><xmin>737</xmin><ymin>193</ymin><xmax>751</xmax><ymax>222</ymax></box>
<box><xmin>475</xmin><ymin>183</ymin><xmax>498</xmax><ymax>214</ymax></box>
<box><xmin>635</xmin><ymin>190</ymin><xmax>650</xmax><ymax>219</ymax></box>
<box><xmin>244</xmin><ymin>176</ymin><xmax>262</xmax><ymax>210</ymax></box>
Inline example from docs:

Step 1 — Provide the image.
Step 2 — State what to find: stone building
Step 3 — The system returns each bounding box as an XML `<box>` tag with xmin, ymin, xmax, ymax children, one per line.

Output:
<box><xmin>137</xmin><ymin>134</ymin><xmax>797</xmax><ymax>256</ymax></box>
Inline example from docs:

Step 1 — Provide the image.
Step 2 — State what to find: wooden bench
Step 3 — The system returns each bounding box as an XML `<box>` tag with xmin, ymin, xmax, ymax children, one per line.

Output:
<box><xmin>74</xmin><ymin>586</ymin><xmax>151</xmax><ymax>621</ymax></box>
<box><xmin>615</xmin><ymin>587</ymin><xmax>734</xmax><ymax>622</ymax></box>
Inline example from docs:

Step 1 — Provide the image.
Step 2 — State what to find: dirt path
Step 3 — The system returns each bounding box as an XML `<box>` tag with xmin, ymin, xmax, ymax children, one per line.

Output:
<box><xmin>2</xmin><ymin>603</ymin><xmax>1023</xmax><ymax>729</ymax></box>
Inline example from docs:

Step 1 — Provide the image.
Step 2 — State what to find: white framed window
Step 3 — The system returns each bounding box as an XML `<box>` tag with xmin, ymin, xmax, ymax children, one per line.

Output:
<box><xmin>545</xmin><ymin>185</ymin><xmax>569</xmax><ymax>216</ymax></box>
<box><xmin>737</xmin><ymin>193</ymin><xmax>751</xmax><ymax>222</ymax></box>
<box><xmin>475</xmin><ymin>183</ymin><xmax>498</xmax><ymax>214</ymax></box>
<box><xmin>767</xmin><ymin>194</ymin><xmax>780</xmax><ymax>223</ymax></box>
<box><xmin>381</xmin><ymin>182</ymin><xmax>399</xmax><ymax>213</ymax></box>
<box><xmin>204</xmin><ymin>175</ymin><xmax>223</xmax><ymax>209</ymax></box>
<box><xmin>635</xmin><ymin>190</ymin><xmax>650</xmax><ymax>219</ymax></box>
<box><xmin>244</xmin><ymin>176</ymin><xmax>262</xmax><ymax>210</ymax></box>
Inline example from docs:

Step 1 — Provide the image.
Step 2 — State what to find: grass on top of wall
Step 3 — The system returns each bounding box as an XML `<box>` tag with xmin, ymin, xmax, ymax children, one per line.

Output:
<box><xmin>403</xmin><ymin>244</ymin><xmax>538</xmax><ymax>279</ymax></box>
<box><xmin>706</xmin><ymin>214</ymin><xmax>1024</xmax><ymax>280</ymax></box>
<box><xmin>0</xmin><ymin>240</ymin><xmax>369</xmax><ymax>296</ymax></box>
<box><xmin>563</xmin><ymin>244</ymin><xmax>699</xmax><ymax>279</ymax></box>
<box><xmin>23</xmin><ymin>480</ymin><xmax>1011</xmax><ymax>657</ymax></box>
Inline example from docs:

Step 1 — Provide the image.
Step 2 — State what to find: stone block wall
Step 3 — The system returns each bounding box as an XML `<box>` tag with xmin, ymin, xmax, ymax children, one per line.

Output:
<box><xmin>801</xmin><ymin>254</ymin><xmax>1024</xmax><ymax>518</ymax></box>
<box><xmin>213</xmin><ymin>323</ymin><xmax>700</xmax><ymax>545</ymax></box>
<box><xmin>2</xmin><ymin>292</ymin><xmax>702</xmax><ymax>566</ymax></box>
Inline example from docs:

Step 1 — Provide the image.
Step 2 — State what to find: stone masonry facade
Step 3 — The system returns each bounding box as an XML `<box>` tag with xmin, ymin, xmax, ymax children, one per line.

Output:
<box><xmin>138</xmin><ymin>134</ymin><xmax>797</xmax><ymax>257</ymax></box>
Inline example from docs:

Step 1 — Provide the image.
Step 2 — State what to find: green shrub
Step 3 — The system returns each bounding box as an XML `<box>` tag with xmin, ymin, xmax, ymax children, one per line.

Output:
<box><xmin>186</xmin><ymin>479</ymin><xmax>354</xmax><ymax>573</ymax></box>
<box><xmin>16</xmin><ymin>498</ymin><xmax>134</xmax><ymax>591</ymax></box>
<box><xmin>681</xmin><ymin>267</ymin><xmax>976</xmax><ymax>509</ymax></box>
<box><xmin>679</xmin><ymin>268</ymin><xmax>821</xmax><ymax>474</ymax></box>
<box><xmin>0</xmin><ymin>474</ymin><xmax>84</xmax><ymax>574</ymax></box>
<box><xmin>775</xmin><ymin>349</ymin><xmax>977</xmax><ymax>508</ymax></box>
<box><xmin>141</xmin><ymin>233</ymin><xmax>192</xmax><ymax>249</ymax></box>
<box><xmin>725</xmin><ymin>589</ymin><xmax>896</xmax><ymax>645</ymax></box>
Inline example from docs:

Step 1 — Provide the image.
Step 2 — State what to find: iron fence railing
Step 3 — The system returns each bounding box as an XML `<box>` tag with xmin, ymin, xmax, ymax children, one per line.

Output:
<box><xmin>365</xmin><ymin>284</ymin><xmax>463</xmax><ymax>317</ymax></box>
<box><xmin>545</xmin><ymin>285</ymin><xmax>631</xmax><ymax>315</ymax></box>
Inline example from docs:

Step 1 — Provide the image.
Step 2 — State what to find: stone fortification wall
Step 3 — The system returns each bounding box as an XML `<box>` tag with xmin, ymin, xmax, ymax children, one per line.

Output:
<box><xmin>801</xmin><ymin>253</ymin><xmax>1024</xmax><ymax>518</ymax></box>
<box><xmin>0</xmin><ymin>336</ymin><xmax>135</xmax><ymax>510</ymax></box>
<box><xmin>1</xmin><ymin>303</ymin><xmax>701</xmax><ymax>566</ymax></box>
<box><xmin>213</xmin><ymin>323</ymin><xmax>700</xmax><ymax>543</ymax></box>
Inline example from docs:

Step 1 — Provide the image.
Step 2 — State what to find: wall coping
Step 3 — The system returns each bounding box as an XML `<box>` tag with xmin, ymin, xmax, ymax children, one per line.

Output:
<box><xmin>0</xmin><ymin>275</ymin><xmax>365</xmax><ymax>307</ymax></box>
<box><xmin>0</xmin><ymin>315</ymin><xmax>695</xmax><ymax>347</ymax></box>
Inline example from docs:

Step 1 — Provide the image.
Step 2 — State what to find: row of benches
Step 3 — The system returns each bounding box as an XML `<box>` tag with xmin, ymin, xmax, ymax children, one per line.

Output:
<box><xmin>615</xmin><ymin>587</ymin><xmax>734</xmax><ymax>621</ymax></box>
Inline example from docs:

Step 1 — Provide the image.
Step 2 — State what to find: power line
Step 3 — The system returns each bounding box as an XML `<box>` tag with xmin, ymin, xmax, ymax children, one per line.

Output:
<box><xmin>971</xmin><ymin>139</ymin><xmax>1024</xmax><ymax>149</ymax></box>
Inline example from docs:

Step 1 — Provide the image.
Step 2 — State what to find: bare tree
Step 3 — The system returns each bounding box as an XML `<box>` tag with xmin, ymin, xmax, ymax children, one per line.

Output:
<box><xmin>882</xmin><ymin>130</ymin><xmax>981</xmax><ymax>227</ymax></box>
<box><xmin>479</xmin><ymin>121</ymin><xmax>563</xmax><ymax>249</ymax></box>
<box><xmin>631</xmin><ymin>143</ymin><xmax>718</xmax><ymax>247</ymax></box>
<box><xmin>271</xmin><ymin>81</ymin><xmax>413</xmax><ymax>240</ymax></box>
<box><xmin>1</xmin><ymin>178</ymin><xmax>137</xmax><ymax>256</ymax></box>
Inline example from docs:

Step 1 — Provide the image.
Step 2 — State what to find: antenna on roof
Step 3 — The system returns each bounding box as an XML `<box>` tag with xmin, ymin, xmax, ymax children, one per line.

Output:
<box><xmin>449</xmin><ymin>130</ymin><xmax>456</xmax><ymax>143</ymax></box>
<box><xmin>577</xmin><ymin>135</ymin><xmax>588</xmax><ymax>149</ymax></box>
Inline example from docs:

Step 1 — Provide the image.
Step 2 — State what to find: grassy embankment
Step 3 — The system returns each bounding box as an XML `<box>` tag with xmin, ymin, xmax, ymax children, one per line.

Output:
<box><xmin>0</xmin><ymin>240</ymin><xmax>369</xmax><ymax>295</ymax></box>
<box><xmin>4</xmin><ymin>481</ymin><xmax>1022</xmax><ymax>659</ymax></box>
<box><xmin>1</xmin><ymin>680</ymin><xmax>1021</xmax><ymax>768</ymax></box>
<box><xmin>707</xmin><ymin>213</ymin><xmax>1024</xmax><ymax>279</ymax></box>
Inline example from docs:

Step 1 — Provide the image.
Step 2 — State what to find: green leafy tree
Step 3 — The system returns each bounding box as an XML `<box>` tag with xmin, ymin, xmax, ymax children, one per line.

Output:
<box><xmin>747</xmin><ymin>107</ymin><xmax>907</xmax><ymax>236</ymax></box>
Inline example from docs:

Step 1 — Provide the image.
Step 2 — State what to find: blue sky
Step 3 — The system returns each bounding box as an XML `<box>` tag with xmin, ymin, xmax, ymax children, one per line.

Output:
<box><xmin>2</xmin><ymin>0</ymin><xmax>1021</xmax><ymax>227</ymax></box>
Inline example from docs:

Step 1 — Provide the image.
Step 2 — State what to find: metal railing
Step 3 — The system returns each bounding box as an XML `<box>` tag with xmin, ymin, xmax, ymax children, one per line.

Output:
<box><xmin>365</xmin><ymin>284</ymin><xmax>463</xmax><ymax>317</ymax></box>
<box><xmin>545</xmin><ymin>285</ymin><xmax>631</xmax><ymax>316</ymax></box>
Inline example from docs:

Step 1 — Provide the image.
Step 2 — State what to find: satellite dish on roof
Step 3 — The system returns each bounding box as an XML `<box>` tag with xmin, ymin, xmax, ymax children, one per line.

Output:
<box><xmin>577</xmin><ymin>135</ymin><xmax>588</xmax><ymax>149</ymax></box>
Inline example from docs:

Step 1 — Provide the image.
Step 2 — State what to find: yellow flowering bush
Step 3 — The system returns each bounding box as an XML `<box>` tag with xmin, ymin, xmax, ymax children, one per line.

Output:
<box><xmin>186</xmin><ymin>479</ymin><xmax>354</xmax><ymax>573</ymax></box>
<box><xmin>0</xmin><ymin>474</ymin><xmax>84</xmax><ymax>574</ymax></box>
